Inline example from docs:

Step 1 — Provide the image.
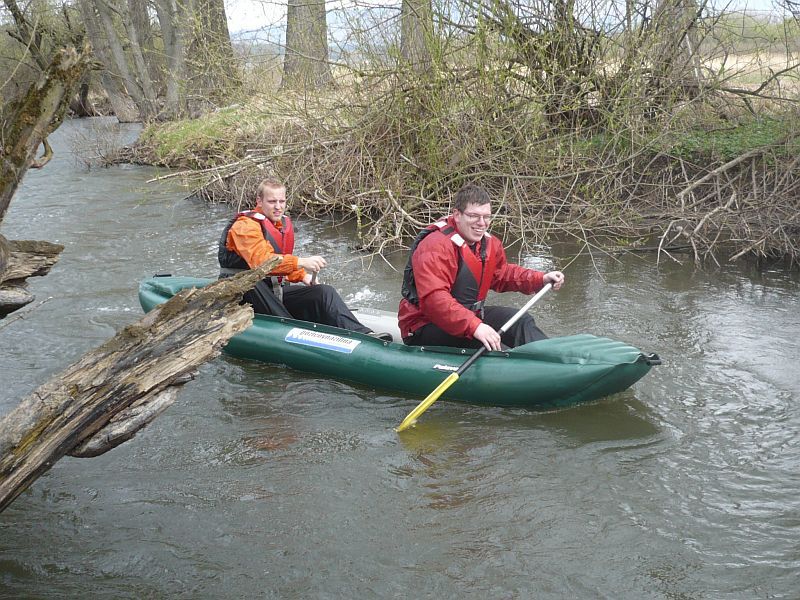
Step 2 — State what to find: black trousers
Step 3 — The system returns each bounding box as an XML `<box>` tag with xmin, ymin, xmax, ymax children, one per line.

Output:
<box><xmin>403</xmin><ymin>305</ymin><xmax>547</xmax><ymax>349</ymax></box>
<box><xmin>243</xmin><ymin>279</ymin><xmax>371</xmax><ymax>334</ymax></box>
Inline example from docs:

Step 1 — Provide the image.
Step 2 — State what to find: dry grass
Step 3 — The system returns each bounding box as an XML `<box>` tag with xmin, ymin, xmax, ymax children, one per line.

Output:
<box><xmin>707</xmin><ymin>51</ymin><xmax>800</xmax><ymax>89</ymax></box>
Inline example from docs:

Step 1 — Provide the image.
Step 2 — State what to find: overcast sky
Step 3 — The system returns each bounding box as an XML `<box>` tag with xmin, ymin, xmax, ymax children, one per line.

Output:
<box><xmin>224</xmin><ymin>0</ymin><xmax>785</xmax><ymax>37</ymax></box>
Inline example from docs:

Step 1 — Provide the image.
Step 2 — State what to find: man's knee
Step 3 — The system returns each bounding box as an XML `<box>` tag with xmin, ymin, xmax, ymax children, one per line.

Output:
<box><xmin>313</xmin><ymin>283</ymin><xmax>342</xmax><ymax>304</ymax></box>
<box><xmin>316</xmin><ymin>283</ymin><xmax>336</xmax><ymax>296</ymax></box>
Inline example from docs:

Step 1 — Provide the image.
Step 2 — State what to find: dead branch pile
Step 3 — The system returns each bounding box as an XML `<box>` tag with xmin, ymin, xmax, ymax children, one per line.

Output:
<box><xmin>152</xmin><ymin>86</ymin><xmax>799</xmax><ymax>267</ymax></box>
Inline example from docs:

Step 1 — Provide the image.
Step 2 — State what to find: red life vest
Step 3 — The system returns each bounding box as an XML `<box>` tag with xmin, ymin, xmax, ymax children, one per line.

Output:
<box><xmin>401</xmin><ymin>220</ymin><xmax>495</xmax><ymax>314</ymax></box>
<box><xmin>218</xmin><ymin>211</ymin><xmax>295</xmax><ymax>270</ymax></box>
<box><xmin>245</xmin><ymin>211</ymin><xmax>295</xmax><ymax>254</ymax></box>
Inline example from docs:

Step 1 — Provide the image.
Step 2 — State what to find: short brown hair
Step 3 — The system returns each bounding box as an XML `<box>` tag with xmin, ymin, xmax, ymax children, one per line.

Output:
<box><xmin>256</xmin><ymin>177</ymin><xmax>285</xmax><ymax>200</ymax></box>
<box><xmin>453</xmin><ymin>183</ymin><xmax>490</xmax><ymax>212</ymax></box>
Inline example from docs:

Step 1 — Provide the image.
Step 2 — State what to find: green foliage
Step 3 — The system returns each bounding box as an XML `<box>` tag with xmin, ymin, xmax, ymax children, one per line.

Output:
<box><xmin>667</xmin><ymin>117</ymin><xmax>798</xmax><ymax>161</ymax></box>
<box><xmin>137</xmin><ymin>106</ymin><xmax>275</xmax><ymax>167</ymax></box>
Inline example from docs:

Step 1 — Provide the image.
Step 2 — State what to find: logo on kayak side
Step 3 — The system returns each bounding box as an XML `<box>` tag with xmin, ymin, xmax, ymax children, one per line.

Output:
<box><xmin>285</xmin><ymin>328</ymin><xmax>362</xmax><ymax>354</ymax></box>
<box><xmin>432</xmin><ymin>364</ymin><xmax>458</xmax><ymax>372</ymax></box>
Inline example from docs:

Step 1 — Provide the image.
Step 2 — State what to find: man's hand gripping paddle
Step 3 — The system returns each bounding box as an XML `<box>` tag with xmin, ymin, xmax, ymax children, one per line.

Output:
<box><xmin>395</xmin><ymin>283</ymin><xmax>552</xmax><ymax>432</ymax></box>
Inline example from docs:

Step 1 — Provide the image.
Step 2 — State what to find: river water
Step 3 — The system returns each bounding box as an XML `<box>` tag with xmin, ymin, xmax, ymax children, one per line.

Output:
<box><xmin>1</xmin><ymin>119</ymin><xmax>798</xmax><ymax>599</ymax></box>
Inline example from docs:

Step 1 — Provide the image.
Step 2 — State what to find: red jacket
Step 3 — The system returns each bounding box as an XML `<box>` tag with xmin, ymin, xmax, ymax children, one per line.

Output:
<box><xmin>398</xmin><ymin>216</ymin><xmax>545</xmax><ymax>339</ymax></box>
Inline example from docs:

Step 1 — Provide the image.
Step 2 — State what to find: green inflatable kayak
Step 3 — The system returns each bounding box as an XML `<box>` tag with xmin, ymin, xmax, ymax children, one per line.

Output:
<box><xmin>139</xmin><ymin>276</ymin><xmax>660</xmax><ymax>409</ymax></box>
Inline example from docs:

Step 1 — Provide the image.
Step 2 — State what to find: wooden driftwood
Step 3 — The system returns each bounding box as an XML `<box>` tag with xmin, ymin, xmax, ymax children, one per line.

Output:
<box><xmin>0</xmin><ymin>259</ymin><xmax>278</xmax><ymax>513</ymax></box>
<box><xmin>68</xmin><ymin>373</ymin><xmax>195</xmax><ymax>458</ymax></box>
<box><xmin>0</xmin><ymin>236</ymin><xmax>64</xmax><ymax>317</ymax></box>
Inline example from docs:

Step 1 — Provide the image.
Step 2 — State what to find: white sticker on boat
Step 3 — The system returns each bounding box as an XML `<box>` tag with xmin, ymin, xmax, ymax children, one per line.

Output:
<box><xmin>433</xmin><ymin>364</ymin><xmax>458</xmax><ymax>372</ymax></box>
<box><xmin>284</xmin><ymin>328</ymin><xmax>362</xmax><ymax>354</ymax></box>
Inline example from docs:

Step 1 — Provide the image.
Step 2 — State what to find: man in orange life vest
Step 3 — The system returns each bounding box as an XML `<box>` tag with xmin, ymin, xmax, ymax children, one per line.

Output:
<box><xmin>219</xmin><ymin>177</ymin><xmax>385</xmax><ymax>337</ymax></box>
<box><xmin>398</xmin><ymin>183</ymin><xmax>565</xmax><ymax>351</ymax></box>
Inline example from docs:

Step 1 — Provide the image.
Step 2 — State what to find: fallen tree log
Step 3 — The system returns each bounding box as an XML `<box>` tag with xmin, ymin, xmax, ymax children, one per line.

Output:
<box><xmin>68</xmin><ymin>372</ymin><xmax>195</xmax><ymax>458</ymax></box>
<box><xmin>0</xmin><ymin>238</ymin><xmax>64</xmax><ymax>282</ymax></box>
<box><xmin>0</xmin><ymin>259</ymin><xmax>278</xmax><ymax>513</ymax></box>
<box><xmin>0</xmin><ymin>236</ymin><xmax>64</xmax><ymax>318</ymax></box>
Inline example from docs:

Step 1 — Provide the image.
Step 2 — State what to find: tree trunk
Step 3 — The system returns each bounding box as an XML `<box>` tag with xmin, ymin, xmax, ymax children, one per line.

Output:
<box><xmin>0</xmin><ymin>259</ymin><xmax>278</xmax><ymax>513</ymax></box>
<box><xmin>650</xmin><ymin>0</ymin><xmax>704</xmax><ymax>94</ymax></box>
<box><xmin>153</xmin><ymin>0</ymin><xmax>187</xmax><ymax>118</ymax></box>
<box><xmin>99</xmin><ymin>71</ymin><xmax>142</xmax><ymax>123</ymax></box>
<box><xmin>200</xmin><ymin>0</ymin><xmax>236</xmax><ymax>62</ymax></box>
<box><xmin>78</xmin><ymin>0</ymin><xmax>141</xmax><ymax>122</ymax></box>
<box><xmin>282</xmin><ymin>0</ymin><xmax>333</xmax><ymax>89</ymax></box>
<box><xmin>92</xmin><ymin>0</ymin><xmax>153</xmax><ymax>118</ymax></box>
<box><xmin>0</xmin><ymin>44</ymin><xmax>86</xmax><ymax>315</ymax></box>
<box><xmin>69</xmin><ymin>384</ymin><xmax>184</xmax><ymax>458</ymax></box>
<box><xmin>69</xmin><ymin>78</ymin><xmax>96</xmax><ymax>117</ymax></box>
<box><xmin>129</xmin><ymin>0</ymin><xmax>162</xmax><ymax>85</ymax></box>
<box><xmin>0</xmin><ymin>235</ymin><xmax>7</xmax><ymax>277</ymax></box>
<box><xmin>77</xmin><ymin>0</ymin><xmax>239</xmax><ymax>120</ymax></box>
<box><xmin>0</xmin><ymin>44</ymin><xmax>92</xmax><ymax>224</ymax></box>
<box><xmin>121</xmin><ymin>0</ymin><xmax>160</xmax><ymax>117</ymax></box>
<box><xmin>184</xmin><ymin>0</ymin><xmax>242</xmax><ymax>114</ymax></box>
<box><xmin>400</xmin><ymin>0</ymin><xmax>433</xmax><ymax>70</ymax></box>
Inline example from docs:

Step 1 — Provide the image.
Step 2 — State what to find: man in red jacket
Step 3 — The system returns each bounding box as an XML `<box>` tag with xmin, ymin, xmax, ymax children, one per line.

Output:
<box><xmin>398</xmin><ymin>183</ymin><xmax>564</xmax><ymax>351</ymax></box>
<box><xmin>219</xmin><ymin>177</ymin><xmax>388</xmax><ymax>338</ymax></box>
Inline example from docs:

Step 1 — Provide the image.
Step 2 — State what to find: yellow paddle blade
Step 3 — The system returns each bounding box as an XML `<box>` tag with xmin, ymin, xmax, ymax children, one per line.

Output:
<box><xmin>395</xmin><ymin>372</ymin><xmax>460</xmax><ymax>432</ymax></box>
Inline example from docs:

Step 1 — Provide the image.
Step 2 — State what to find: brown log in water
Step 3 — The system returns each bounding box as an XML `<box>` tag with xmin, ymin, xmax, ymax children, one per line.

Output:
<box><xmin>0</xmin><ymin>238</ymin><xmax>64</xmax><ymax>318</ymax></box>
<box><xmin>0</xmin><ymin>259</ymin><xmax>278</xmax><ymax>512</ymax></box>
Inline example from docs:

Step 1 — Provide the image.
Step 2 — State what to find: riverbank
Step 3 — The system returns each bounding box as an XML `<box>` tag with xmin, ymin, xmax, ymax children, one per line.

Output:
<box><xmin>121</xmin><ymin>75</ymin><xmax>800</xmax><ymax>267</ymax></box>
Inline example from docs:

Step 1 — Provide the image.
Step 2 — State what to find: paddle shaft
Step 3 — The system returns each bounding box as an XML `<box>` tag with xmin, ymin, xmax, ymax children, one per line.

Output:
<box><xmin>395</xmin><ymin>283</ymin><xmax>553</xmax><ymax>432</ymax></box>
<box><xmin>451</xmin><ymin>283</ymin><xmax>553</xmax><ymax>374</ymax></box>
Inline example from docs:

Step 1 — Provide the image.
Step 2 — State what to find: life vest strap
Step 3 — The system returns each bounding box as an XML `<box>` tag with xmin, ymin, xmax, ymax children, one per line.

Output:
<box><xmin>469</xmin><ymin>299</ymin><xmax>485</xmax><ymax>319</ymax></box>
<box><xmin>268</xmin><ymin>276</ymin><xmax>286</xmax><ymax>302</ymax></box>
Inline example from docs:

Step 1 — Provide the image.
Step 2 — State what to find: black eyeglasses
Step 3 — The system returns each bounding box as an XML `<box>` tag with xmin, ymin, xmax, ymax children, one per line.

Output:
<box><xmin>460</xmin><ymin>212</ymin><xmax>492</xmax><ymax>223</ymax></box>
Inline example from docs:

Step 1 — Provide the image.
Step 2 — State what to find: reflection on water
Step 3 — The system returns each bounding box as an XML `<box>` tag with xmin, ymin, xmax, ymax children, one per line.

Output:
<box><xmin>0</xmin><ymin>119</ymin><xmax>799</xmax><ymax>598</ymax></box>
<box><xmin>534</xmin><ymin>394</ymin><xmax>663</xmax><ymax>445</ymax></box>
